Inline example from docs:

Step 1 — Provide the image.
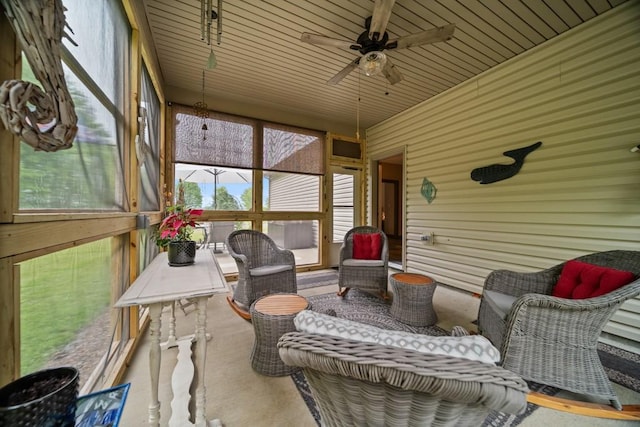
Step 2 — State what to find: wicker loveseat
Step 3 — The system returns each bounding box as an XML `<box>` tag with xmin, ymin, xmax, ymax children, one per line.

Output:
<box><xmin>477</xmin><ymin>250</ymin><xmax>640</xmax><ymax>410</ymax></box>
<box><xmin>278</xmin><ymin>311</ymin><xmax>529</xmax><ymax>427</ymax></box>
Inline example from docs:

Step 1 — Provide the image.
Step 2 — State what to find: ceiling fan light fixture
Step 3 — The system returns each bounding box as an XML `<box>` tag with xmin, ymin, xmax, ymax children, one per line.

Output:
<box><xmin>360</xmin><ymin>51</ymin><xmax>387</xmax><ymax>76</ymax></box>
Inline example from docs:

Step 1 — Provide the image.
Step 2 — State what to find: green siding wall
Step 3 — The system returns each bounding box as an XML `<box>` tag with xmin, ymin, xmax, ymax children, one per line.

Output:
<box><xmin>366</xmin><ymin>3</ymin><xmax>640</xmax><ymax>348</ymax></box>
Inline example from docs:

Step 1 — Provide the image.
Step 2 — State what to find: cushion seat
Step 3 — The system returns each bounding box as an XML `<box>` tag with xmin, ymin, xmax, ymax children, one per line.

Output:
<box><xmin>342</xmin><ymin>259</ymin><xmax>385</xmax><ymax>267</ymax></box>
<box><xmin>250</xmin><ymin>264</ymin><xmax>293</xmax><ymax>277</ymax></box>
<box><xmin>482</xmin><ymin>290</ymin><xmax>517</xmax><ymax>320</ymax></box>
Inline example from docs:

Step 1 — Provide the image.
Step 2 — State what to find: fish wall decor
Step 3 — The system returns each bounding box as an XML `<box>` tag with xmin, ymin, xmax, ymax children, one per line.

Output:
<box><xmin>471</xmin><ymin>141</ymin><xmax>542</xmax><ymax>184</ymax></box>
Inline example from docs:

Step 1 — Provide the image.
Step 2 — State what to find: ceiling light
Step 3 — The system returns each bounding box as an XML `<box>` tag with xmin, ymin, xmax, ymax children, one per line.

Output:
<box><xmin>360</xmin><ymin>51</ymin><xmax>387</xmax><ymax>77</ymax></box>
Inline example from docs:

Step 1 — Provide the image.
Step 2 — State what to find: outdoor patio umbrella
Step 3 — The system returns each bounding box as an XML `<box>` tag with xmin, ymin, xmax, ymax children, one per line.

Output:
<box><xmin>174</xmin><ymin>164</ymin><xmax>251</xmax><ymax>209</ymax></box>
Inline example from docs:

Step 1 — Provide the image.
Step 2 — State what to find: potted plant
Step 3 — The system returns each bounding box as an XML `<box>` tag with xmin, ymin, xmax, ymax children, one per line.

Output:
<box><xmin>156</xmin><ymin>180</ymin><xmax>203</xmax><ymax>266</ymax></box>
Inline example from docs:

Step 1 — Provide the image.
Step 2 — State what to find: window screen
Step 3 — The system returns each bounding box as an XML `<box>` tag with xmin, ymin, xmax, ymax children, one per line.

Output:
<box><xmin>172</xmin><ymin>106</ymin><xmax>325</xmax><ymax>176</ymax></box>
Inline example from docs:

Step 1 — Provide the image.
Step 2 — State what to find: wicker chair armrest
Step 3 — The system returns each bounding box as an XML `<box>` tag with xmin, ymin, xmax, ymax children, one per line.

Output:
<box><xmin>278</xmin><ymin>331</ymin><xmax>529</xmax><ymax>414</ymax></box>
<box><xmin>512</xmin><ymin>277</ymin><xmax>640</xmax><ymax>311</ymax></box>
<box><xmin>506</xmin><ymin>284</ymin><xmax>640</xmax><ymax>346</ymax></box>
<box><xmin>484</xmin><ymin>267</ymin><xmax>560</xmax><ymax>297</ymax></box>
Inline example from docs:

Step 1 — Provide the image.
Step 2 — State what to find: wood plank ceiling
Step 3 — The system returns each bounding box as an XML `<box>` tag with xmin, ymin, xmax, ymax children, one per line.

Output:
<box><xmin>141</xmin><ymin>0</ymin><xmax>629</xmax><ymax>130</ymax></box>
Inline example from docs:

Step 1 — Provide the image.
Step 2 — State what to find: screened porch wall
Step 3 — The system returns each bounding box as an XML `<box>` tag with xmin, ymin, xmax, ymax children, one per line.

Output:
<box><xmin>366</xmin><ymin>3</ymin><xmax>640</xmax><ymax>349</ymax></box>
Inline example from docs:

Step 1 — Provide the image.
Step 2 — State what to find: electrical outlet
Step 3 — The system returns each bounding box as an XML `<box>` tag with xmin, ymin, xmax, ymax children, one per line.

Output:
<box><xmin>421</xmin><ymin>232</ymin><xmax>435</xmax><ymax>245</ymax></box>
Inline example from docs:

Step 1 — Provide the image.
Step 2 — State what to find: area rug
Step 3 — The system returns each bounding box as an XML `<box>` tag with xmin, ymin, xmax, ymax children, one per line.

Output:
<box><xmin>227</xmin><ymin>269</ymin><xmax>338</xmax><ymax>292</ymax></box>
<box><xmin>292</xmin><ymin>289</ymin><xmax>640</xmax><ymax>427</ymax></box>
<box><xmin>296</xmin><ymin>269</ymin><xmax>339</xmax><ymax>290</ymax></box>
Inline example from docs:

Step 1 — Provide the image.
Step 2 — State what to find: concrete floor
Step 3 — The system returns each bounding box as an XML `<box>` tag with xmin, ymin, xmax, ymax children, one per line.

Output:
<box><xmin>119</xmin><ymin>272</ymin><xmax>639</xmax><ymax>426</ymax></box>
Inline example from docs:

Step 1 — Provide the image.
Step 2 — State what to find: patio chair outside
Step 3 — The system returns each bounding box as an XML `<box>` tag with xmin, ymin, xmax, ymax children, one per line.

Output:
<box><xmin>477</xmin><ymin>250</ymin><xmax>640</xmax><ymax>410</ymax></box>
<box><xmin>208</xmin><ymin>221</ymin><xmax>234</xmax><ymax>252</ymax></box>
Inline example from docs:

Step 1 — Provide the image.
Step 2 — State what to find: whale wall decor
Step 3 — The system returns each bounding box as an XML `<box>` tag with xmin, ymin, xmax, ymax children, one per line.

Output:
<box><xmin>471</xmin><ymin>141</ymin><xmax>542</xmax><ymax>184</ymax></box>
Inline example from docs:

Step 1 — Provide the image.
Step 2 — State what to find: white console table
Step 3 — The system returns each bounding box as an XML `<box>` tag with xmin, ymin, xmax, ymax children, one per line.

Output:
<box><xmin>115</xmin><ymin>250</ymin><xmax>228</xmax><ymax>427</ymax></box>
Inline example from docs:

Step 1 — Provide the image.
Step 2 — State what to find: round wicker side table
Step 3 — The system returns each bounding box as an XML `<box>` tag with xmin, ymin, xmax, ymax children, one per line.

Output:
<box><xmin>389</xmin><ymin>272</ymin><xmax>438</xmax><ymax>326</ymax></box>
<box><xmin>250</xmin><ymin>293</ymin><xmax>310</xmax><ymax>376</ymax></box>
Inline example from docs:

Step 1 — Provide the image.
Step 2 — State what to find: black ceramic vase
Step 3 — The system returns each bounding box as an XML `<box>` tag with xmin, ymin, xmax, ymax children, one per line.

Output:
<box><xmin>167</xmin><ymin>240</ymin><xmax>196</xmax><ymax>266</ymax></box>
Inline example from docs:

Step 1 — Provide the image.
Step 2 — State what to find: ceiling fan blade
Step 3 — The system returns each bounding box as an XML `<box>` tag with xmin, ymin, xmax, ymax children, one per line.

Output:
<box><xmin>382</xmin><ymin>58</ymin><xmax>403</xmax><ymax>85</ymax></box>
<box><xmin>369</xmin><ymin>0</ymin><xmax>395</xmax><ymax>41</ymax></box>
<box><xmin>387</xmin><ymin>24</ymin><xmax>456</xmax><ymax>50</ymax></box>
<box><xmin>301</xmin><ymin>33</ymin><xmax>359</xmax><ymax>50</ymax></box>
<box><xmin>328</xmin><ymin>58</ymin><xmax>359</xmax><ymax>85</ymax></box>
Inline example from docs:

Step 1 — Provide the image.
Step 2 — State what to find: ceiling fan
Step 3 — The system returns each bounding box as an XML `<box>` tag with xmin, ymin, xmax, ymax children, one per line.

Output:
<box><xmin>300</xmin><ymin>0</ymin><xmax>455</xmax><ymax>86</ymax></box>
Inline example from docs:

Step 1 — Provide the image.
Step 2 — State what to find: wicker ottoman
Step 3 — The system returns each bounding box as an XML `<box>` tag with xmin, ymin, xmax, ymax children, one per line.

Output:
<box><xmin>389</xmin><ymin>273</ymin><xmax>438</xmax><ymax>326</ymax></box>
<box><xmin>250</xmin><ymin>293</ymin><xmax>310</xmax><ymax>376</ymax></box>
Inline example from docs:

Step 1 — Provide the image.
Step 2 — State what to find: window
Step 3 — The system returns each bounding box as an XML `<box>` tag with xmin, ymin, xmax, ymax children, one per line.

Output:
<box><xmin>138</xmin><ymin>63</ymin><xmax>161</xmax><ymax>211</ymax></box>
<box><xmin>20</xmin><ymin>239</ymin><xmax>114</xmax><ymax>388</ymax></box>
<box><xmin>18</xmin><ymin>0</ymin><xmax>130</xmax><ymax>210</ymax></box>
<box><xmin>333</xmin><ymin>173</ymin><xmax>355</xmax><ymax>242</ymax></box>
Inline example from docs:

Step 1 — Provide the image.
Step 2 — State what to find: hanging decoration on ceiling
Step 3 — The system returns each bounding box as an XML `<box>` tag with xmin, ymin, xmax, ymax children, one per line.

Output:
<box><xmin>201</xmin><ymin>0</ymin><xmax>222</xmax><ymax>69</ymax></box>
<box><xmin>421</xmin><ymin>178</ymin><xmax>437</xmax><ymax>203</ymax></box>
<box><xmin>0</xmin><ymin>0</ymin><xmax>78</xmax><ymax>151</ymax></box>
<box><xmin>193</xmin><ymin>70</ymin><xmax>209</xmax><ymax>141</ymax></box>
<box><xmin>470</xmin><ymin>141</ymin><xmax>542</xmax><ymax>184</ymax></box>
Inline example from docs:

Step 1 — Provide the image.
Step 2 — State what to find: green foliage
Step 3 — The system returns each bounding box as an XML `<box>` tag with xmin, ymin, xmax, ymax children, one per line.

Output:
<box><xmin>208</xmin><ymin>186</ymin><xmax>241</xmax><ymax>210</ymax></box>
<box><xmin>240</xmin><ymin>187</ymin><xmax>252</xmax><ymax>210</ymax></box>
<box><xmin>20</xmin><ymin>239</ymin><xmax>112</xmax><ymax>375</ymax></box>
<box><xmin>180</xmin><ymin>181</ymin><xmax>203</xmax><ymax>208</ymax></box>
<box><xmin>19</xmin><ymin>54</ymin><xmax>119</xmax><ymax>209</ymax></box>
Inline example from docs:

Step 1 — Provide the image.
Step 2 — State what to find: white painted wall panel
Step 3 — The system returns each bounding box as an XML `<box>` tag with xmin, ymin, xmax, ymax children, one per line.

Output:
<box><xmin>366</xmin><ymin>3</ymin><xmax>640</xmax><ymax>347</ymax></box>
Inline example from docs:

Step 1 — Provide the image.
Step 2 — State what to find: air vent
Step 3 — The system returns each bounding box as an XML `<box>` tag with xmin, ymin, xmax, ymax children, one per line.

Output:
<box><xmin>330</xmin><ymin>134</ymin><xmax>363</xmax><ymax>166</ymax></box>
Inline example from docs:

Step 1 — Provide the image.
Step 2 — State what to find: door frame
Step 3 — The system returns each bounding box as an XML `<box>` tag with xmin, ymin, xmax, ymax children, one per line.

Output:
<box><xmin>369</xmin><ymin>147</ymin><xmax>406</xmax><ymax>270</ymax></box>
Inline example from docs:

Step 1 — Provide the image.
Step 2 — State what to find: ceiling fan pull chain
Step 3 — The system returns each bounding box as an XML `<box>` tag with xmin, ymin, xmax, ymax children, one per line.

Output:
<box><xmin>356</xmin><ymin>70</ymin><xmax>361</xmax><ymax>142</ymax></box>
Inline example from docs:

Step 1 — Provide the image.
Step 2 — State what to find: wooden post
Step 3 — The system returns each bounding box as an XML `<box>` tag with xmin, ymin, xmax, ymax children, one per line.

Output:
<box><xmin>0</xmin><ymin>8</ymin><xmax>20</xmax><ymax>387</ymax></box>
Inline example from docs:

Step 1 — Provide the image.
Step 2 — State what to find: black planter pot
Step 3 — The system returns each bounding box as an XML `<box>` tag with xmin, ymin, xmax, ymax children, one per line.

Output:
<box><xmin>168</xmin><ymin>240</ymin><xmax>196</xmax><ymax>266</ymax></box>
<box><xmin>0</xmin><ymin>366</ymin><xmax>79</xmax><ymax>426</ymax></box>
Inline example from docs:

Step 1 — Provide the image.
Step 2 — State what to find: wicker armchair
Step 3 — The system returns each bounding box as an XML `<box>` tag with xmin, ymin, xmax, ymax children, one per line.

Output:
<box><xmin>478</xmin><ymin>250</ymin><xmax>640</xmax><ymax>410</ymax></box>
<box><xmin>338</xmin><ymin>226</ymin><xmax>389</xmax><ymax>297</ymax></box>
<box><xmin>278</xmin><ymin>331</ymin><xmax>529</xmax><ymax>427</ymax></box>
<box><xmin>226</xmin><ymin>230</ymin><xmax>297</xmax><ymax>318</ymax></box>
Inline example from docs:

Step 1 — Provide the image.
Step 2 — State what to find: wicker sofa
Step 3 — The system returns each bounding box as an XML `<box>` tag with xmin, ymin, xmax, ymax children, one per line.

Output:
<box><xmin>278</xmin><ymin>311</ymin><xmax>529</xmax><ymax>427</ymax></box>
<box><xmin>478</xmin><ymin>250</ymin><xmax>640</xmax><ymax>410</ymax></box>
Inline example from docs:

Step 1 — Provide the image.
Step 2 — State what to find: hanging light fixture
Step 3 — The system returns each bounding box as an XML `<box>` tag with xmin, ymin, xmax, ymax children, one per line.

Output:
<box><xmin>193</xmin><ymin>70</ymin><xmax>209</xmax><ymax>139</ymax></box>
<box><xmin>201</xmin><ymin>0</ymin><xmax>223</xmax><ymax>69</ymax></box>
<box><xmin>360</xmin><ymin>51</ymin><xmax>387</xmax><ymax>77</ymax></box>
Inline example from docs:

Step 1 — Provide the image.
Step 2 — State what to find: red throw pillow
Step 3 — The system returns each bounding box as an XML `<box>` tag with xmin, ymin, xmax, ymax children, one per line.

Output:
<box><xmin>352</xmin><ymin>233</ymin><xmax>382</xmax><ymax>260</ymax></box>
<box><xmin>552</xmin><ymin>260</ymin><xmax>635</xmax><ymax>299</ymax></box>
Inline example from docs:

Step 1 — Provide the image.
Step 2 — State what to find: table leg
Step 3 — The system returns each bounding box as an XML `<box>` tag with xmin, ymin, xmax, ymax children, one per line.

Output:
<box><xmin>165</xmin><ymin>301</ymin><xmax>178</xmax><ymax>348</ymax></box>
<box><xmin>193</xmin><ymin>297</ymin><xmax>222</xmax><ymax>427</ymax></box>
<box><xmin>148</xmin><ymin>303</ymin><xmax>163</xmax><ymax>427</ymax></box>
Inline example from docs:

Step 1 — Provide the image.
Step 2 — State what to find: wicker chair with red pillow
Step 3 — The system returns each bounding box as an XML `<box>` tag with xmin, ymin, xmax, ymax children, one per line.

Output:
<box><xmin>477</xmin><ymin>250</ymin><xmax>640</xmax><ymax>410</ymax></box>
<box><xmin>337</xmin><ymin>226</ymin><xmax>389</xmax><ymax>298</ymax></box>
